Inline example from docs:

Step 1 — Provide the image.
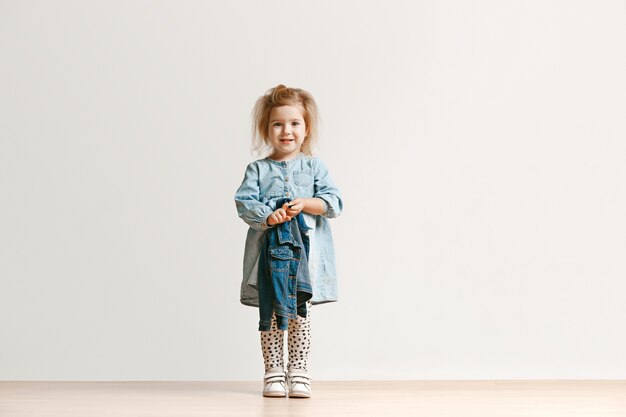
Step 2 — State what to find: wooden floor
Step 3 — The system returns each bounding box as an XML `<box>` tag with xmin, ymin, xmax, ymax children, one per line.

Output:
<box><xmin>1</xmin><ymin>380</ymin><xmax>625</xmax><ymax>417</ymax></box>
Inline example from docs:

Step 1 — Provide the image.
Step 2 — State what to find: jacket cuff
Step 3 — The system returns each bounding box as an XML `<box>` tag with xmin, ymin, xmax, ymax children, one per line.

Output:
<box><xmin>320</xmin><ymin>199</ymin><xmax>329</xmax><ymax>216</ymax></box>
<box><xmin>261</xmin><ymin>214</ymin><xmax>275</xmax><ymax>230</ymax></box>
<box><xmin>318</xmin><ymin>195</ymin><xmax>340</xmax><ymax>218</ymax></box>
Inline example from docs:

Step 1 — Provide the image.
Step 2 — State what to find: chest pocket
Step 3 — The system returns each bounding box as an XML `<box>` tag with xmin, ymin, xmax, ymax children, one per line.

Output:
<box><xmin>294</xmin><ymin>170</ymin><xmax>313</xmax><ymax>186</ymax></box>
<box><xmin>270</xmin><ymin>247</ymin><xmax>293</xmax><ymax>272</ymax></box>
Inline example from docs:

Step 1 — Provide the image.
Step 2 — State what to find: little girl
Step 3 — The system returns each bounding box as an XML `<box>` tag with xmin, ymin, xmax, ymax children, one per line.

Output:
<box><xmin>234</xmin><ymin>84</ymin><xmax>343</xmax><ymax>398</ymax></box>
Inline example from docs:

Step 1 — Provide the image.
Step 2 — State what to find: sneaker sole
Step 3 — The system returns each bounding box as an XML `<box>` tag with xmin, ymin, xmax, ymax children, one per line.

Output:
<box><xmin>288</xmin><ymin>391</ymin><xmax>311</xmax><ymax>398</ymax></box>
<box><xmin>263</xmin><ymin>391</ymin><xmax>287</xmax><ymax>397</ymax></box>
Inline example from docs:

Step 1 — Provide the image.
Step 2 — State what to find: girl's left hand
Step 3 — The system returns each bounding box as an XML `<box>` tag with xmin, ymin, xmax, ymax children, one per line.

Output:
<box><xmin>286</xmin><ymin>198</ymin><xmax>305</xmax><ymax>217</ymax></box>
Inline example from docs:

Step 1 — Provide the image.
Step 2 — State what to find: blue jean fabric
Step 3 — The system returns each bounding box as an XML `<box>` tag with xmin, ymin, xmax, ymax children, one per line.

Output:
<box><xmin>235</xmin><ymin>154</ymin><xmax>342</xmax><ymax>306</ymax></box>
<box><xmin>258</xmin><ymin>198</ymin><xmax>313</xmax><ymax>331</ymax></box>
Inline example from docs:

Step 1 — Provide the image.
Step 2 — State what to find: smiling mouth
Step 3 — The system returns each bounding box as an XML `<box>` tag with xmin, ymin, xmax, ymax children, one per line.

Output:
<box><xmin>280</xmin><ymin>139</ymin><xmax>294</xmax><ymax>142</ymax></box>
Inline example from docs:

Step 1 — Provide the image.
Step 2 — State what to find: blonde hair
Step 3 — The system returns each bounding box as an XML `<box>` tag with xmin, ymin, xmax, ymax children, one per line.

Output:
<box><xmin>251</xmin><ymin>84</ymin><xmax>320</xmax><ymax>158</ymax></box>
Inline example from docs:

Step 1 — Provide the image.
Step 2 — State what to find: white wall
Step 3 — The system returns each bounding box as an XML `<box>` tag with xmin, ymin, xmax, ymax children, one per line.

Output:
<box><xmin>1</xmin><ymin>0</ymin><xmax>625</xmax><ymax>381</ymax></box>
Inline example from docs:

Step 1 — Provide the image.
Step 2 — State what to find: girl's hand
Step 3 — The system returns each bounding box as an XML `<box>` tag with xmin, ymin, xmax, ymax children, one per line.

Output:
<box><xmin>286</xmin><ymin>198</ymin><xmax>305</xmax><ymax>217</ymax></box>
<box><xmin>267</xmin><ymin>206</ymin><xmax>292</xmax><ymax>226</ymax></box>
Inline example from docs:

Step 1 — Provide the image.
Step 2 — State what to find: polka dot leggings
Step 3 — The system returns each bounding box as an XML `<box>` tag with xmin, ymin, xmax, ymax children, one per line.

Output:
<box><xmin>260</xmin><ymin>300</ymin><xmax>312</xmax><ymax>373</ymax></box>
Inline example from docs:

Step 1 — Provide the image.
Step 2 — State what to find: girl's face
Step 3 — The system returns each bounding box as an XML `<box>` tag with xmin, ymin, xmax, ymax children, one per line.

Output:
<box><xmin>267</xmin><ymin>105</ymin><xmax>307</xmax><ymax>161</ymax></box>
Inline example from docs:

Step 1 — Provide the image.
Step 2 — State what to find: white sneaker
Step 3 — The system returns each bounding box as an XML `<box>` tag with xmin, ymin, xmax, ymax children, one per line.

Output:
<box><xmin>287</xmin><ymin>370</ymin><xmax>312</xmax><ymax>398</ymax></box>
<box><xmin>263</xmin><ymin>370</ymin><xmax>287</xmax><ymax>397</ymax></box>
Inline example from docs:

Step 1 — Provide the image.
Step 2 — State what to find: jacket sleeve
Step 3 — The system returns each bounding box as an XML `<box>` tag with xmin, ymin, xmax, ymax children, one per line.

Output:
<box><xmin>234</xmin><ymin>162</ymin><xmax>274</xmax><ymax>231</ymax></box>
<box><xmin>312</xmin><ymin>157</ymin><xmax>343</xmax><ymax>218</ymax></box>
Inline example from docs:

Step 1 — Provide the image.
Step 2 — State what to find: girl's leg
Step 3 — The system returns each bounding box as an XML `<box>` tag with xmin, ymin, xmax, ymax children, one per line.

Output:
<box><xmin>287</xmin><ymin>300</ymin><xmax>312</xmax><ymax>373</ymax></box>
<box><xmin>260</xmin><ymin>312</ymin><xmax>285</xmax><ymax>372</ymax></box>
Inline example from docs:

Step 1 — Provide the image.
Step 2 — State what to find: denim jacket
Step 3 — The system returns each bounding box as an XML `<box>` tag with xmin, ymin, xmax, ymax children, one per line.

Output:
<box><xmin>235</xmin><ymin>153</ymin><xmax>343</xmax><ymax>307</ymax></box>
<box><xmin>258</xmin><ymin>198</ymin><xmax>312</xmax><ymax>331</ymax></box>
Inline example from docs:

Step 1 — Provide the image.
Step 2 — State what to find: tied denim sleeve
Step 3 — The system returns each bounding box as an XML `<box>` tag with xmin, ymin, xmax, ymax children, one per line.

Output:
<box><xmin>312</xmin><ymin>157</ymin><xmax>343</xmax><ymax>218</ymax></box>
<box><xmin>234</xmin><ymin>162</ymin><xmax>273</xmax><ymax>231</ymax></box>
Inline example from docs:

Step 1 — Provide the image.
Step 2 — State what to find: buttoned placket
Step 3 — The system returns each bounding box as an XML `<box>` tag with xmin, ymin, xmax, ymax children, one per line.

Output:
<box><xmin>280</xmin><ymin>219</ymin><xmax>299</xmax><ymax>313</ymax></box>
<box><xmin>288</xmin><ymin>253</ymin><xmax>299</xmax><ymax>310</ymax></box>
<box><xmin>281</xmin><ymin>162</ymin><xmax>291</xmax><ymax>198</ymax></box>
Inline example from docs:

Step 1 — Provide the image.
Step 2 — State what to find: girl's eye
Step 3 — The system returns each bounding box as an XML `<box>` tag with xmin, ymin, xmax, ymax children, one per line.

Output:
<box><xmin>273</xmin><ymin>123</ymin><xmax>282</xmax><ymax>127</ymax></box>
<box><xmin>292</xmin><ymin>122</ymin><xmax>300</xmax><ymax>126</ymax></box>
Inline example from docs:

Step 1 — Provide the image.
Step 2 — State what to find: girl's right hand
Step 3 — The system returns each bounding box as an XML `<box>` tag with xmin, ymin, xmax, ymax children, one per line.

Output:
<box><xmin>267</xmin><ymin>205</ymin><xmax>292</xmax><ymax>226</ymax></box>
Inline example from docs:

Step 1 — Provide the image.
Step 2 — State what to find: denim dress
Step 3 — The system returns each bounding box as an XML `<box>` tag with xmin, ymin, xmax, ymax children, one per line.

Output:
<box><xmin>234</xmin><ymin>153</ymin><xmax>343</xmax><ymax>306</ymax></box>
